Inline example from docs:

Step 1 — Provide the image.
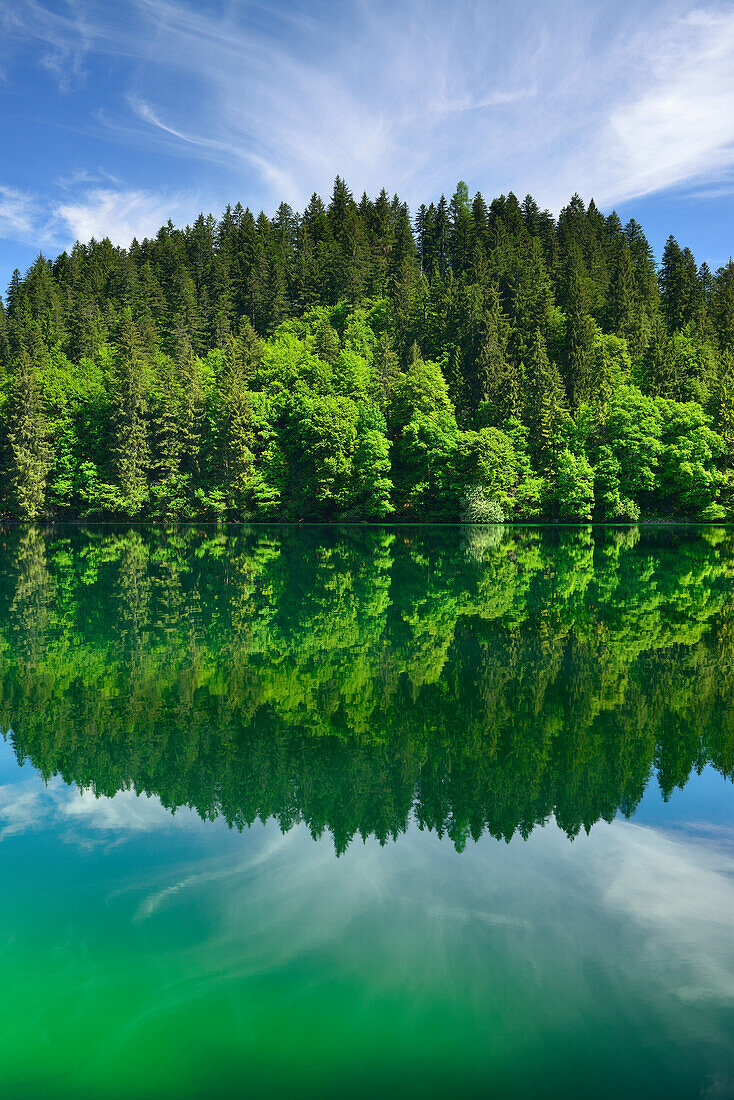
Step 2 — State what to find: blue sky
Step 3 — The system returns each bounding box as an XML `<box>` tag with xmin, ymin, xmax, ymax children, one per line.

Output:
<box><xmin>2</xmin><ymin>0</ymin><xmax>734</xmax><ymax>294</ymax></box>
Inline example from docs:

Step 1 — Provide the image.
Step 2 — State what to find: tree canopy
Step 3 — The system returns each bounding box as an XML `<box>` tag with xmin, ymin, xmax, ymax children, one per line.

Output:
<box><xmin>1</xmin><ymin>182</ymin><xmax>733</xmax><ymax>522</ymax></box>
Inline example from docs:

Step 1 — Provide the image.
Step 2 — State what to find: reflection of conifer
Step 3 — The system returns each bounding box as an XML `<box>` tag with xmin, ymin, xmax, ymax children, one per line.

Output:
<box><xmin>0</xmin><ymin>526</ymin><xmax>732</xmax><ymax>851</ymax></box>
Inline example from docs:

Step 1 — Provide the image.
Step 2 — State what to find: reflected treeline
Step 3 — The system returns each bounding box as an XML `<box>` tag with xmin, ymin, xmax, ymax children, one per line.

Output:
<box><xmin>1</xmin><ymin>523</ymin><xmax>733</xmax><ymax>852</ymax></box>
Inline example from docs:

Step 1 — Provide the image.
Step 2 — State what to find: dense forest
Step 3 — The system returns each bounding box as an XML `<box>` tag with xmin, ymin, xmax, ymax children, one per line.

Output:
<box><xmin>1</xmin><ymin>179</ymin><xmax>734</xmax><ymax>521</ymax></box>
<box><xmin>2</xmin><ymin>525</ymin><xmax>733</xmax><ymax>850</ymax></box>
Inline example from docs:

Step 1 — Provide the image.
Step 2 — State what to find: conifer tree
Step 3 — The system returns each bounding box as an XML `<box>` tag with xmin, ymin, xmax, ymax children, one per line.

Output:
<box><xmin>0</xmin><ymin>300</ymin><xmax>10</xmax><ymax>369</ymax></box>
<box><xmin>179</xmin><ymin>342</ymin><xmax>204</xmax><ymax>479</ymax></box>
<box><xmin>111</xmin><ymin>312</ymin><xmax>150</xmax><ymax>515</ymax></box>
<box><xmin>526</xmin><ymin>329</ymin><xmax>567</xmax><ymax>473</ymax></box>
<box><xmin>314</xmin><ymin>319</ymin><xmax>340</xmax><ymax>364</ymax></box>
<box><xmin>449</xmin><ymin>181</ymin><xmax>472</xmax><ymax>277</ymax></box>
<box><xmin>713</xmin><ymin>261</ymin><xmax>734</xmax><ymax>351</ymax></box>
<box><xmin>660</xmin><ymin>237</ymin><xmax>704</xmax><ymax>333</ymax></box>
<box><xmin>641</xmin><ymin>316</ymin><xmax>675</xmax><ymax>397</ymax></box>
<box><xmin>715</xmin><ymin>351</ymin><xmax>734</xmax><ymax>459</ymax></box>
<box><xmin>218</xmin><ymin>335</ymin><xmax>256</xmax><ymax>513</ymax></box>
<box><xmin>151</xmin><ymin>356</ymin><xmax>182</xmax><ymax>498</ymax></box>
<box><xmin>561</xmin><ymin>244</ymin><xmax>596</xmax><ymax>406</ymax></box>
<box><xmin>5</xmin><ymin>348</ymin><xmax>51</xmax><ymax>519</ymax></box>
<box><xmin>475</xmin><ymin>285</ymin><xmax>512</xmax><ymax>419</ymax></box>
<box><xmin>606</xmin><ymin>239</ymin><xmax>636</xmax><ymax>347</ymax></box>
<box><xmin>375</xmin><ymin>331</ymin><xmax>401</xmax><ymax>417</ymax></box>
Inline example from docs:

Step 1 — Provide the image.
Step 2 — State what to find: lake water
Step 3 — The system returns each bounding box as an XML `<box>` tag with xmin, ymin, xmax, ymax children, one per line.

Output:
<box><xmin>1</xmin><ymin>524</ymin><xmax>733</xmax><ymax>1099</ymax></box>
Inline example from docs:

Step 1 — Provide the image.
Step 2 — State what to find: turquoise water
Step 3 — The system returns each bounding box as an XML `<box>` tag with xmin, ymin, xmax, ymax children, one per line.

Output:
<box><xmin>1</xmin><ymin>524</ymin><xmax>733</xmax><ymax>1098</ymax></box>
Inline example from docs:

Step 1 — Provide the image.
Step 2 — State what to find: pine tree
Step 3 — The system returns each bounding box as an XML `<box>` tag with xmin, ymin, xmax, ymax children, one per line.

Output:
<box><xmin>111</xmin><ymin>312</ymin><xmax>150</xmax><ymax>515</ymax></box>
<box><xmin>606</xmin><ymin>239</ymin><xmax>636</xmax><ymax>346</ymax></box>
<box><xmin>526</xmin><ymin>330</ymin><xmax>567</xmax><ymax>473</ymax></box>
<box><xmin>314</xmin><ymin>318</ymin><xmax>340</xmax><ymax>364</ymax></box>
<box><xmin>561</xmin><ymin>244</ymin><xmax>596</xmax><ymax>406</ymax></box>
<box><xmin>713</xmin><ymin>261</ymin><xmax>734</xmax><ymax>352</ymax></box>
<box><xmin>475</xmin><ymin>285</ymin><xmax>512</xmax><ymax>418</ymax></box>
<box><xmin>219</xmin><ymin>335</ymin><xmax>256</xmax><ymax>513</ymax></box>
<box><xmin>5</xmin><ymin>348</ymin><xmax>51</xmax><ymax>519</ymax></box>
<box><xmin>715</xmin><ymin>350</ymin><xmax>734</xmax><ymax>459</ymax></box>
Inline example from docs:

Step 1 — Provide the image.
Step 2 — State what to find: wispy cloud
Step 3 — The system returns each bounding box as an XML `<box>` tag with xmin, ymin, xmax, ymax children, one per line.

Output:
<box><xmin>598</xmin><ymin>7</ymin><xmax>734</xmax><ymax>205</ymax></box>
<box><xmin>0</xmin><ymin>185</ymin><xmax>44</xmax><ymax>243</ymax></box>
<box><xmin>4</xmin><ymin>0</ymin><xmax>734</xmax><ymax>235</ymax></box>
<box><xmin>0</xmin><ymin>773</ymin><xmax>203</xmax><ymax>843</ymax></box>
<box><xmin>55</xmin><ymin>186</ymin><xmax>198</xmax><ymax>244</ymax></box>
<box><xmin>0</xmin><ymin>181</ymin><xmax>200</xmax><ymax>253</ymax></box>
<box><xmin>0</xmin><ymin>0</ymin><xmax>94</xmax><ymax>90</ymax></box>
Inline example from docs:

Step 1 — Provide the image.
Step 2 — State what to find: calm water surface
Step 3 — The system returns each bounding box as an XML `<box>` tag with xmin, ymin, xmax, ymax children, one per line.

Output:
<box><xmin>1</xmin><ymin>524</ymin><xmax>733</xmax><ymax>1099</ymax></box>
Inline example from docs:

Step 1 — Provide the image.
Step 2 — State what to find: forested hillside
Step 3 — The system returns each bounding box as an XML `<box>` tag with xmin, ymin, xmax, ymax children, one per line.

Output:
<box><xmin>1</xmin><ymin>178</ymin><xmax>733</xmax><ymax>522</ymax></box>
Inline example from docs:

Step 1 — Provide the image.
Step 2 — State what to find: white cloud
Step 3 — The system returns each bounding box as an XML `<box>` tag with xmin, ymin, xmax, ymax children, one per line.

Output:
<box><xmin>0</xmin><ymin>772</ymin><xmax>202</xmax><ymax>842</ymax></box>
<box><xmin>0</xmin><ymin>185</ymin><xmax>45</xmax><ymax>243</ymax></box>
<box><xmin>0</xmin><ymin>0</ymin><xmax>96</xmax><ymax>89</ymax></box>
<box><xmin>0</xmin><ymin>180</ymin><xmax>200</xmax><ymax>252</ymax></box>
<box><xmin>3</xmin><ymin>0</ymin><xmax>734</xmax><ymax>235</ymax></box>
<box><xmin>597</xmin><ymin>8</ymin><xmax>734</xmax><ymax>205</ymax></box>
<box><xmin>55</xmin><ymin>186</ymin><xmax>197</xmax><ymax>245</ymax></box>
<box><xmin>38</xmin><ymin>0</ymin><xmax>734</xmax><ymax>212</ymax></box>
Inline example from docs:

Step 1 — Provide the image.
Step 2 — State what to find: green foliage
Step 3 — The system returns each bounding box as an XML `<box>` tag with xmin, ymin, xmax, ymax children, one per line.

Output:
<box><xmin>1</xmin><ymin>179</ymin><xmax>732</xmax><ymax>520</ymax></box>
<box><xmin>555</xmin><ymin>449</ymin><xmax>595</xmax><ymax>521</ymax></box>
<box><xmin>1</xmin><ymin>525</ymin><xmax>733</xmax><ymax>851</ymax></box>
<box><xmin>5</xmin><ymin>349</ymin><xmax>51</xmax><ymax>519</ymax></box>
<box><xmin>656</xmin><ymin>399</ymin><xmax>725</xmax><ymax>516</ymax></box>
<box><xmin>461</xmin><ymin>486</ymin><xmax>505</xmax><ymax>523</ymax></box>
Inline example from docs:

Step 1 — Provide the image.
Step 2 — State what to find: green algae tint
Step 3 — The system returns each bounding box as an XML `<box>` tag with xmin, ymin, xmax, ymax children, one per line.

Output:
<box><xmin>0</xmin><ymin>523</ymin><xmax>733</xmax><ymax>1099</ymax></box>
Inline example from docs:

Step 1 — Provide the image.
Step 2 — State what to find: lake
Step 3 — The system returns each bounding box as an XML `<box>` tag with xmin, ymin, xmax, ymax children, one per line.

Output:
<box><xmin>1</xmin><ymin>523</ymin><xmax>733</xmax><ymax>1099</ymax></box>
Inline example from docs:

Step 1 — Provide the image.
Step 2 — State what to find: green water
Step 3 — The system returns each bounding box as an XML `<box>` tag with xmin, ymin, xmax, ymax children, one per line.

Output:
<box><xmin>1</xmin><ymin>523</ymin><xmax>733</xmax><ymax>1099</ymax></box>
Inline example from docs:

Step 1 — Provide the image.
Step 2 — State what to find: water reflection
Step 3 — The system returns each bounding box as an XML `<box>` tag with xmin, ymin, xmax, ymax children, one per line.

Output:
<box><xmin>1</xmin><ymin>523</ymin><xmax>733</xmax><ymax>851</ymax></box>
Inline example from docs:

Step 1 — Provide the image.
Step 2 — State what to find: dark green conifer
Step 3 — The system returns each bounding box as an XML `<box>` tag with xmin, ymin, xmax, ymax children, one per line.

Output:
<box><xmin>5</xmin><ymin>348</ymin><xmax>51</xmax><ymax>519</ymax></box>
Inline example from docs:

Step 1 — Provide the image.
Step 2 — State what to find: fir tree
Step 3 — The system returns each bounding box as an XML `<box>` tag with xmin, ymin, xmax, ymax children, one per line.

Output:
<box><xmin>111</xmin><ymin>312</ymin><xmax>150</xmax><ymax>515</ymax></box>
<box><xmin>5</xmin><ymin>348</ymin><xmax>51</xmax><ymax>519</ymax></box>
<box><xmin>526</xmin><ymin>330</ymin><xmax>567</xmax><ymax>473</ymax></box>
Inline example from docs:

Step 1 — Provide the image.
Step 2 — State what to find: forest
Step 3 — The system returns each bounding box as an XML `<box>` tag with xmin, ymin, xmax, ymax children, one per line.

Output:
<box><xmin>1</xmin><ymin>524</ymin><xmax>733</xmax><ymax>851</ymax></box>
<box><xmin>1</xmin><ymin>178</ymin><xmax>733</xmax><ymax>522</ymax></box>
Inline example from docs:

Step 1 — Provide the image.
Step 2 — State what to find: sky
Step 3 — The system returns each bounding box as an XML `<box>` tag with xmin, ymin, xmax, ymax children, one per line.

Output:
<box><xmin>2</xmin><ymin>0</ymin><xmax>734</xmax><ymax>293</ymax></box>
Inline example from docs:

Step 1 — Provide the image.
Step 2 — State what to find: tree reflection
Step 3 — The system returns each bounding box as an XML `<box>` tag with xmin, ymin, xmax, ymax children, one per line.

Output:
<box><xmin>1</xmin><ymin>523</ymin><xmax>732</xmax><ymax>852</ymax></box>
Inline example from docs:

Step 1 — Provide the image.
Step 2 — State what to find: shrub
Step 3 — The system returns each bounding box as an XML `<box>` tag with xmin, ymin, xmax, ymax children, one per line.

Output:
<box><xmin>461</xmin><ymin>485</ymin><xmax>505</xmax><ymax>524</ymax></box>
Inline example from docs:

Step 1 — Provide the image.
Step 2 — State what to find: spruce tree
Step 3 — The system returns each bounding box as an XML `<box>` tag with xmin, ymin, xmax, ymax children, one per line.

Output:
<box><xmin>715</xmin><ymin>351</ymin><xmax>734</xmax><ymax>459</ymax></box>
<box><xmin>179</xmin><ymin>342</ymin><xmax>204</xmax><ymax>479</ymax></box>
<box><xmin>713</xmin><ymin>261</ymin><xmax>734</xmax><ymax>352</ymax></box>
<box><xmin>475</xmin><ymin>285</ymin><xmax>511</xmax><ymax>419</ymax></box>
<box><xmin>526</xmin><ymin>330</ymin><xmax>567</xmax><ymax>473</ymax></box>
<box><xmin>641</xmin><ymin>316</ymin><xmax>675</xmax><ymax>397</ymax></box>
<box><xmin>314</xmin><ymin>319</ymin><xmax>340</xmax><ymax>365</ymax></box>
<box><xmin>151</xmin><ymin>356</ymin><xmax>182</xmax><ymax>500</ymax></box>
<box><xmin>0</xmin><ymin>300</ymin><xmax>10</xmax><ymax>369</ymax></box>
<box><xmin>606</xmin><ymin>239</ymin><xmax>636</xmax><ymax>347</ymax></box>
<box><xmin>111</xmin><ymin>311</ymin><xmax>150</xmax><ymax>515</ymax></box>
<box><xmin>219</xmin><ymin>335</ymin><xmax>255</xmax><ymax>514</ymax></box>
<box><xmin>561</xmin><ymin>244</ymin><xmax>596</xmax><ymax>406</ymax></box>
<box><xmin>5</xmin><ymin>348</ymin><xmax>51</xmax><ymax>519</ymax></box>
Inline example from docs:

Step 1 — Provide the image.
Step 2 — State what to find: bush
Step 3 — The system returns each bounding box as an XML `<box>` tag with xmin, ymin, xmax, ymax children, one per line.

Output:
<box><xmin>613</xmin><ymin>497</ymin><xmax>641</xmax><ymax>522</ymax></box>
<box><xmin>461</xmin><ymin>486</ymin><xmax>505</xmax><ymax>524</ymax></box>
